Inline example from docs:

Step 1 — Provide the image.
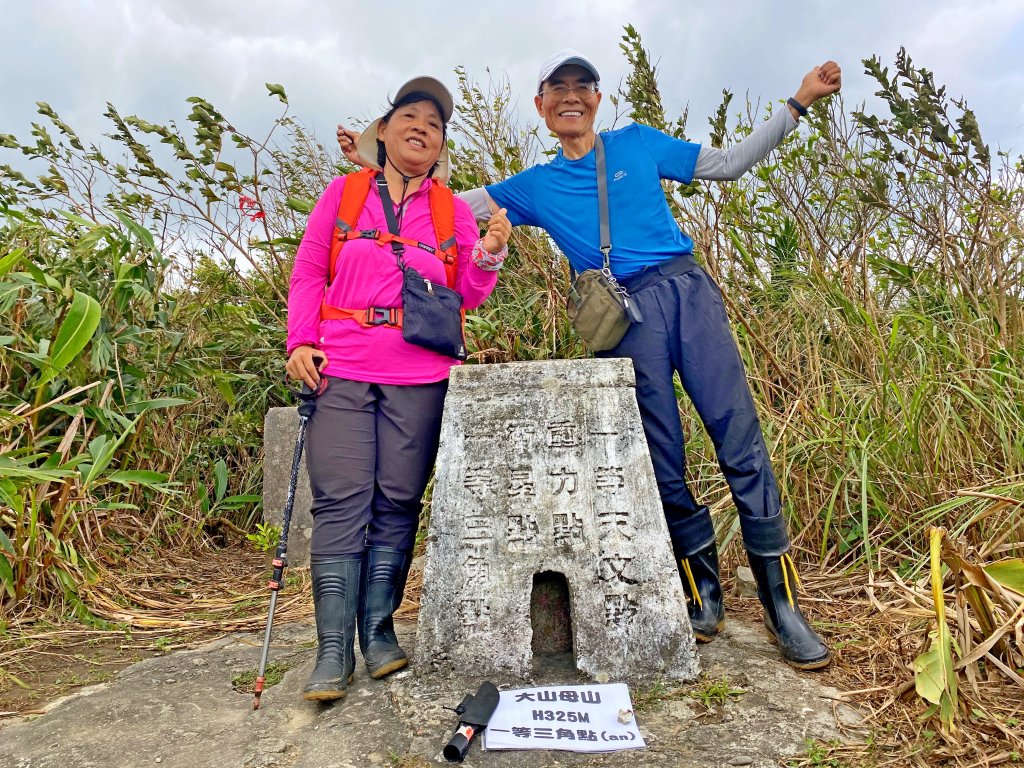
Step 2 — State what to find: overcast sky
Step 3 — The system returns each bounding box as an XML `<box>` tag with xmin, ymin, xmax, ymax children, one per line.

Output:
<box><xmin>2</xmin><ymin>0</ymin><xmax>1023</xmax><ymax>167</ymax></box>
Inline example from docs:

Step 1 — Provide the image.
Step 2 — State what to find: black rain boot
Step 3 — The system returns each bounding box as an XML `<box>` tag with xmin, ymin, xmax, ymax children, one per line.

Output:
<box><xmin>741</xmin><ymin>514</ymin><xmax>830</xmax><ymax>670</ymax></box>
<box><xmin>358</xmin><ymin>546</ymin><xmax>412</xmax><ymax>679</ymax></box>
<box><xmin>303</xmin><ymin>555</ymin><xmax>362</xmax><ymax>701</ymax></box>
<box><xmin>667</xmin><ymin>507</ymin><xmax>725</xmax><ymax>643</ymax></box>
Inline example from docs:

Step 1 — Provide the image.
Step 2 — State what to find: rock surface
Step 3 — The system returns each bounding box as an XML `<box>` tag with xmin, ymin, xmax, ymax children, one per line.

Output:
<box><xmin>0</xmin><ymin>618</ymin><xmax>857</xmax><ymax>768</ymax></box>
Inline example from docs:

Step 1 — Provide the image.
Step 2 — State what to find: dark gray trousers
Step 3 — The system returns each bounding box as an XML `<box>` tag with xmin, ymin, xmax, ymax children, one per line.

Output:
<box><xmin>599</xmin><ymin>255</ymin><xmax>784</xmax><ymax>538</ymax></box>
<box><xmin>304</xmin><ymin>377</ymin><xmax>448</xmax><ymax>556</ymax></box>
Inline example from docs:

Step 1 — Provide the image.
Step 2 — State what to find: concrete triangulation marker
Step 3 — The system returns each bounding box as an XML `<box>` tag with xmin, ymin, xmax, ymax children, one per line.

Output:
<box><xmin>263</xmin><ymin>407</ymin><xmax>314</xmax><ymax>567</ymax></box>
<box><xmin>416</xmin><ymin>358</ymin><xmax>700</xmax><ymax>682</ymax></box>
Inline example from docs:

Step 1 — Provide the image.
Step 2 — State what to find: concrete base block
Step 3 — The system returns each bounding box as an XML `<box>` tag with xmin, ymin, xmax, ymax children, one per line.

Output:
<box><xmin>416</xmin><ymin>359</ymin><xmax>700</xmax><ymax>682</ymax></box>
<box><xmin>262</xmin><ymin>407</ymin><xmax>314</xmax><ymax>568</ymax></box>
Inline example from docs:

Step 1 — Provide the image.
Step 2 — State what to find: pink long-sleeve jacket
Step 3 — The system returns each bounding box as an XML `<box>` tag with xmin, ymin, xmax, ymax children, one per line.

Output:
<box><xmin>287</xmin><ymin>175</ymin><xmax>498</xmax><ymax>385</ymax></box>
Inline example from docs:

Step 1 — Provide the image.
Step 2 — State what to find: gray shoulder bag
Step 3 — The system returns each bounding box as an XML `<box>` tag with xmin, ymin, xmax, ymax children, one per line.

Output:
<box><xmin>566</xmin><ymin>133</ymin><xmax>642</xmax><ymax>351</ymax></box>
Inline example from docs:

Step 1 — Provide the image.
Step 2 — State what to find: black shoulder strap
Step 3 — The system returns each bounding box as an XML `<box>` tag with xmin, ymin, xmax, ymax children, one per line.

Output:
<box><xmin>375</xmin><ymin>176</ymin><xmax>402</xmax><ymax>237</ymax></box>
<box><xmin>374</xmin><ymin>175</ymin><xmax>407</xmax><ymax>268</ymax></box>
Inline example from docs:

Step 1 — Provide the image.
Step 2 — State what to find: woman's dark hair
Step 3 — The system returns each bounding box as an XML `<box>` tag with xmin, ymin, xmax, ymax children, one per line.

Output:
<box><xmin>376</xmin><ymin>91</ymin><xmax>448</xmax><ymax>172</ymax></box>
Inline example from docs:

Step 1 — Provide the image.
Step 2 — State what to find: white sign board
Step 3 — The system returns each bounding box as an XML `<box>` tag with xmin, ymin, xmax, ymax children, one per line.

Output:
<box><xmin>482</xmin><ymin>683</ymin><xmax>644</xmax><ymax>753</ymax></box>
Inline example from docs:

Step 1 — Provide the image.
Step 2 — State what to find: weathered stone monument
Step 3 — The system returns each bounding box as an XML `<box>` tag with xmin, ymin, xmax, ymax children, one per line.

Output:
<box><xmin>263</xmin><ymin>408</ymin><xmax>314</xmax><ymax>566</ymax></box>
<box><xmin>415</xmin><ymin>358</ymin><xmax>700</xmax><ymax>682</ymax></box>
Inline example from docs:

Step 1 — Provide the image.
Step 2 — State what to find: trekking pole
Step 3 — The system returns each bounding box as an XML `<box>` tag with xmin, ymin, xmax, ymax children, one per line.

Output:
<box><xmin>253</xmin><ymin>359</ymin><xmax>326</xmax><ymax>711</ymax></box>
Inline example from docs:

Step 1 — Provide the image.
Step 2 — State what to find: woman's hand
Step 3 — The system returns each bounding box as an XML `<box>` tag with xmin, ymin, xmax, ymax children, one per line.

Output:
<box><xmin>337</xmin><ymin>126</ymin><xmax>367</xmax><ymax>167</ymax></box>
<box><xmin>481</xmin><ymin>199</ymin><xmax>511</xmax><ymax>254</ymax></box>
<box><xmin>286</xmin><ymin>345</ymin><xmax>328</xmax><ymax>390</ymax></box>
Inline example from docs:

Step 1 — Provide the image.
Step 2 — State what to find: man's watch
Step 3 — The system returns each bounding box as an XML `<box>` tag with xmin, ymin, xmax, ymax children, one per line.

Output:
<box><xmin>787</xmin><ymin>97</ymin><xmax>808</xmax><ymax>117</ymax></box>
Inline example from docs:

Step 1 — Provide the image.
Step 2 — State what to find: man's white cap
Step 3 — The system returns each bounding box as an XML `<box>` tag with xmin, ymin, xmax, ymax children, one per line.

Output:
<box><xmin>536</xmin><ymin>49</ymin><xmax>601</xmax><ymax>94</ymax></box>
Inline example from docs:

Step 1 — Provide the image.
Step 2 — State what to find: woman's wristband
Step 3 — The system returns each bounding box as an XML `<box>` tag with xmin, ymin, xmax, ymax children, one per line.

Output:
<box><xmin>787</xmin><ymin>97</ymin><xmax>808</xmax><ymax>117</ymax></box>
<box><xmin>471</xmin><ymin>238</ymin><xmax>507</xmax><ymax>272</ymax></box>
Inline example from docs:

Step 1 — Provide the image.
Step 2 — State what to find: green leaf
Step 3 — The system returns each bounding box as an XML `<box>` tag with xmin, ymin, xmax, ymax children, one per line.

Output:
<box><xmin>77</xmin><ymin>224</ymin><xmax>113</xmax><ymax>254</ymax></box>
<box><xmin>121</xmin><ymin>397</ymin><xmax>192</xmax><ymax>413</ymax></box>
<box><xmin>0</xmin><ymin>554</ymin><xmax>14</xmax><ymax>599</ymax></box>
<box><xmin>0</xmin><ymin>283</ymin><xmax>23</xmax><ymax>313</ymax></box>
<box><xmin>0</xmin><ymin>247</ymin><xmax>25</xmax><ymax>277</ymax></box>
<box><xmin>87</xmin><ymin>434</ymin><xmax>111</xmax><ymax>464</ymax></box>
<box><xmin>0</xmin><ymin>479</ymin><xmax>18</xmax><ymax>509</ymax></box>
<box><xmin>250</xmin><ymin>236</ymin><xmax>302</xmax><ymax>249</ymax></box>
<box><xmin>985</xmin><ymin>558</ymin><xmax>1024</xmax><ymax>596</ymax></box>
<box><xmin>285</xmin><ymin>197</ymin><xmax>313</xmax><ymax>214</ymax></box>
<box><xmin>914</xmin><ymin>645</ymin><xmax>947</xmax><ymax>705</ymax></box>
<box><xmin>0</xmin><ymin>455</ymin><xmax>74</xmax><ymax>482</ymax></box>
<box><xmin>265</xmin><ymin>83</ymin><xmax>288</xmax><ymax>105</ymax></box>
<box><xmin>105</xmin><ymin>470</ymin><xmax>170</xmax><ymax>488</ymax></box>
<box><xmin>55</xmin><ymin>452</ymin><xmax>92</xmax><ymax>471</ymax></box>
<box><xmin>214</xmin><ymin>376</ymin><xmax>235</xmax><ymax>407</ymax></box>
<box><xmin>23</xmin><ymin>260</ymin><xmax>62</xmax><ymax>290</ymax></box>
<box><xmin>916</xmin><ymin>527</ymin><xmax>958</xmax><ymax>734</ymax></box>
<box><xmin>0</xmin><ymin>667</ymin><xmax>30</xmax><ymax>688</ymax></box>
<box><xmin>79</xmin><ymin>415</ymin><xmax>143</xmax><ymax>488</ymax></box>
<box><xmin>56</xmin><ymin>209</ymin><xmax>98</xmax><ymax>228</ymax></box>
<box><xmin>39</xmin><ymin>290</ymin><xmax>101</xmax><ymax>385</ymax></box>
<box><xmin>113</xmin><ymin>211</ymin><xmax>156</xmax><ymax>250</ymax></box>
<box><xmin>219</xmin><ymin>494</ymin><xmax>261</xmax><ymax>505</ymax></box>
<box><xmin>214</xmin><ymin>459</ymin><xmax>228</xmax><ymax>503</ymax></box>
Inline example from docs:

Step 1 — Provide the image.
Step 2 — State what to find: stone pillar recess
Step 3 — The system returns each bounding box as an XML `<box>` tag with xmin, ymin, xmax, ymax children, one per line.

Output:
<box><xmin>416</xmin><ymin>359</ymin><xmax>700</xmax><ymax>682</ymax></box>
<box><xmin>263</xmin><ymin>408</ymin><xmax>314</xmax><ymax>567</ymax></box>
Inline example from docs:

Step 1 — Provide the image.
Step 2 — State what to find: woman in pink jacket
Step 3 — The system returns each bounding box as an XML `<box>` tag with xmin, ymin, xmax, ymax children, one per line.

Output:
<box><xmin>285</xmin><ymin>76</ymin><xmax>510</xmax><ymax>702</ymax></box>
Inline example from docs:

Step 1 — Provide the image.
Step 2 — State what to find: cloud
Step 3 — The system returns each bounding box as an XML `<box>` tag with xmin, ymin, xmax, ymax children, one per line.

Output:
<box><xmin>1</xmin><ymin>0</ymin><xmax>1021</xmax><ymax>161</ymax></box>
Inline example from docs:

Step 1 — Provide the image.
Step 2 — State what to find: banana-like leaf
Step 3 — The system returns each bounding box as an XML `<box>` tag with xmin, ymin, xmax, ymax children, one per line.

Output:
<box><xmin>105</xmin><ymin>470</ymin><xmax>170</xmax><ymax>490</ymax></box>
<box><xmin>79</xmin><ymin>414</ymin><xmax>143</xmax><ymax>488</ymax></box>
<box><xmin>39</xmin><ymin>290</ymin><xmax>101</xmax><ymax>385</ymax></box>
<box><xmin>23</xmin><ymin>260</ymin><xmax>62</xmax><ymax>289</ymax></box>
<box><xmin>0</xmin><ymin>455</ymin><xmax>75</xmax><ymax>482</ymax></box>
<box><xmin>0</xmin><ymin>555</ymin><xmax>14</xmax><ymax>599</ymax></box>
<box><xmin>914</xmin><ymin>645</ymin><xmax>945</xmax><ymax>704</ymax></box>
<box><xmin>0</xmin><ymin>247</ymin><xmax>25</xmax><ymax>277</ymax></box>
<box><xmin>214</xmin><ymin>375</ymin><xmax>235</xmax><ymax>407</ymax></box>
<box><xmin>121</xmin><ymin>397</ymin><xmax>192</xmax><ymax>413</ymax></box>
<box><xmin>213</xmin><ymin>459</ymin><xmax>228</xmax><ymax>503</ymax></box>
<box><xmin>914</xmin><ymin>527</ymin><xmax>958</xmax><ymax>734</ymax></box>
<box><xmin>984</xmin><ymin>558</ymin><xmax>1024</xmax><ymax>596</ymax></box>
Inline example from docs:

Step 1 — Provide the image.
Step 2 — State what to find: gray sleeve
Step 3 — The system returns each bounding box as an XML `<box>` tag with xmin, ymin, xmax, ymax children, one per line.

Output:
<box><xmin>692</xmin><ymin>108</ymin><xmax>798</xmax><ymax>181</ymax></box>
<box><xmin>457</xmin><ymin>187</ymin><xmax>492</xmax><ymax>223</ymax></box>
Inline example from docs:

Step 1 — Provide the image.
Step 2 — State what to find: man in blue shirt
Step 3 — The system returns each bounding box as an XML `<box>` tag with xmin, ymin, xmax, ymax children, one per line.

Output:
<box><xmin>339</xmin><ymin>52</ymin><xmax>841</xmax><ymax>669</ymax></box>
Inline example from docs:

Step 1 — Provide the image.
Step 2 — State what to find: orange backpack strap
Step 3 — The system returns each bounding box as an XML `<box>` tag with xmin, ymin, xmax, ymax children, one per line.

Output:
<box><xmin>321</xmin><ymin>174</ymin><xmax>463</xmax><ymax>327</ymax></box>
<box><xmin>327</xmin><ymin>168</ymin><xmax>376</xmax><ymax>285</ymax></box>
<box><xmin>321</xmin><ymin>305</ymin><xmax>403</xmax><ymax>328</ymax></box>
<box><xmin>427</xmin><ymin>181</ymin><xmax>458</xmax><ymax>288</ymax></box>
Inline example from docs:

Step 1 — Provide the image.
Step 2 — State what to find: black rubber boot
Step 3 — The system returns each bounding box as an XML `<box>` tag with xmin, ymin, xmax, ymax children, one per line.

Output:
<box><xmin>667</xmin><ymin>507</ymin><xmax>725</xmax><ymax>643</ymax></box>
<box><xmin>358</xmin><ymin>547</ymin><xmax>412</xmax><ymax>679</ymax></box>
<box><xmin>741</xmin><ymin>514</ymin><xmax>830</xmax><ymax>670</ymax></box>
<box><xmin>303</xmin><ymin>556</ymin><xmax>362</xmax><ymax>701</ymax></box>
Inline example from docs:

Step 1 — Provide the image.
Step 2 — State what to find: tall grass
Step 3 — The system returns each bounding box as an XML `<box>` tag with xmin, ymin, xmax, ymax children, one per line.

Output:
<box><xmin>1</xmin><ymin>34</ymin><xmax>1021</xmax><ymax>623</ymax></box>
